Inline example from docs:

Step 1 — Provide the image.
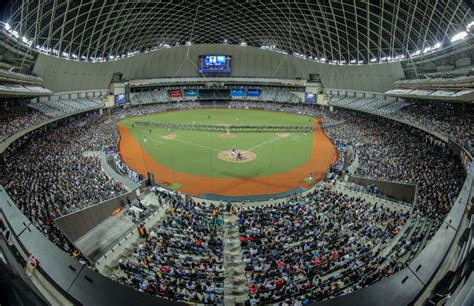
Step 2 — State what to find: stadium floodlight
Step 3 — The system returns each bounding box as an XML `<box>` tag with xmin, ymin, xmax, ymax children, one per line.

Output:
<box><xmin>350</xmin><ymin>59</ymin><xmax>356</xmax><ymax>64</ymax></box>
<box><xmin>433</xmin><ymin>42</ymin><xmax>442</xmax><ymax>49</ymax></box>
<box><xmin>3</xmin><ymin>22</ymin><xmax>11</xmax><ymax>31</ymax></box>
<box><xmin>240</xmin><ymin>42</ymin><xmax>247</xmax><ymax>46</ymax></box>
<box><xmin>412</xmin><ymin>50</ymin><xmax>421</xmax><ymax>56</ymax></box>
<box><xmin>451</xmin><ymin>31</ymin><xmax>468</xmax><ymax>42</ymax></box>
<box><xmin>293</xmin><ymin>52</ymin><xmax>306</xmax><ymax>58</ymax></box>
<box><xmin>185</xmin><ymin>41</ymin><xmax>192</xmax><ymax>46</ymax></box>
<box><xmin>358</xmin><ymin>60</ymin><xmax>364</xmax><ymax>64</ymax></box>
<box><xmin>22</xmin><ymin>36</ymin><xmax>32</xmax><ymax>46</ymax></box>
<box><xmin>370</xmin><ymin>58</ymin><xmax>377</xmax><ymax>63</ymax></box>
<box><xmin>467</xmin><ymin>21</ymin><xmax>474</xmax><ymax>30</ymax></box>
<box><xmin>224</xmin><ymin>39</ymin><xmax>228</xmax><ymax>43</ymax></box>
<box><xmin>423</xmin><ymin>46</ymin><xmax>432</xmax><ymax>53</ymax></box>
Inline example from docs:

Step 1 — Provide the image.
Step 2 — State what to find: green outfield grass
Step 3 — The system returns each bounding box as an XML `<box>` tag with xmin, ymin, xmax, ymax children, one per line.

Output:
<box><xmin>118</xmin><ymin>109</ymin><xmax>315</xmax><ymax>178</ymax></box>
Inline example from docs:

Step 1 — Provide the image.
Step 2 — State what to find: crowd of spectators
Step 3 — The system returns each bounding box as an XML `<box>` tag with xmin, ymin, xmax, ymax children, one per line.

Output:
<box><xmin>391</xmin><ymin>101</ymin><xmax>473</xmax><ymax>153</ymax></box>
<box><xmin>239</xmin><ymin>185</ymin><xmax>410</xmax><ymax>304</ymax></box>
<box><xmin>0</xmin><ymin>113</ymin><xmax>127</xmax><ymax>253</ymax></box>
<box><xmin>0</xmin><ymin>101</ymin><xmax>49</xmax><ymax>141</ymax></box>
<box><xmin>325</xmin><ymin>109</ymin><xmax>465</xmax><ymax>221</ymax></box>
<box><xmin>113</xmin><ymin>190</ymin><xmax>225</xmax><ymax>304</ymax></box>
<box><xmin>0</xmin><ymin>98</ymin><xmax>469</xmax><ymax>304</ymax></box>
<box><xmin>238</xmin><ymin>107</ymin><xmax>465</xmax><ymax>304</ymax></box>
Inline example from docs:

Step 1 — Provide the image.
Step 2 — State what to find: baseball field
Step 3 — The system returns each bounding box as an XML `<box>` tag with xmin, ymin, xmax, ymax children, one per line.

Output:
<box><xmin>117</xmin><ymin>109</ymin><xmax>338</xmax><ymax>199</ymax></box>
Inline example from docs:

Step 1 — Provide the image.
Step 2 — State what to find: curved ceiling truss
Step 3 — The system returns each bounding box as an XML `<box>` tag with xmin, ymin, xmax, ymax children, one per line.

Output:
<box><xmin>3</xmin><ymin>0</ymin><xmax>472</xmax><ymax>63</ymax></box>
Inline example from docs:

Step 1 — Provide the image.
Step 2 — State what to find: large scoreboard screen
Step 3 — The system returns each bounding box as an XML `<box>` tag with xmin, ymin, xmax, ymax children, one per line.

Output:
<box><xmin>115</xmin><ymin>93</ymin><xmax>126</xmax><ymax>106</ymax></box>
<box><xmin>305</xmin><ymin>92</ymin><xmax>316</xmax><ymax>104</ymax></box>
<box><xmin>197</xmin><ymin>55</ymin><xmax>232</xmax><ymax>74</ymax></box>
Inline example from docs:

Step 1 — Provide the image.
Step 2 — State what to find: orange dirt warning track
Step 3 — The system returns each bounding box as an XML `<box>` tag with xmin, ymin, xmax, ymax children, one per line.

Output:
<box><xmin>117</xmin><ymin>121</ymin><xmax>338</xmax><ymax>197</ymax></box>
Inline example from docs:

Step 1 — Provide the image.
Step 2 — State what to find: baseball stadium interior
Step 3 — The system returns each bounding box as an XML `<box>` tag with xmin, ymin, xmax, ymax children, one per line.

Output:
<box><xmin>0</xmin><ymin>1</ymin><xmax>473</xmax><ymax>306</ymax></box>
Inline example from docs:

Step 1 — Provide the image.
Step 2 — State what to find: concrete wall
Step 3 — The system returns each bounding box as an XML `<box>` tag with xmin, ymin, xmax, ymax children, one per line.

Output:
<box><xmin>54</xmin><ymin>189</ymin><xmax>140</xmax><ymax>242</ymax></box>
<box><xmin>349</xmin><ymin>176</ymin><xmax>417</xmax><ymax>204</ymax></box>
<box><xmin>33</xmin><ymin>44</ymin><xmax>405</xmax><ymax>93</ymax></box>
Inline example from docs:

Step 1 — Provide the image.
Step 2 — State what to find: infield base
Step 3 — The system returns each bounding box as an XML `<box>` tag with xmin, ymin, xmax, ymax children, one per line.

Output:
<box><xmin>218</xmin><ymin>133</ymin><xmax>237</xmax><ymax>139</ymax></box>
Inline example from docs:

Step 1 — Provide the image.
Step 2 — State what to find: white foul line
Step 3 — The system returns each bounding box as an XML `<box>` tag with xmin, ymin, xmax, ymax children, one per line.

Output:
<box><xmin>245</xmin><ymin>135</ymin><xmax>286</xmax><ymax>152</ymax></box>
<box><xmin>135</xmin><ymin>126</ymin><xmax>290</xmax><ymax>154</ymax></box>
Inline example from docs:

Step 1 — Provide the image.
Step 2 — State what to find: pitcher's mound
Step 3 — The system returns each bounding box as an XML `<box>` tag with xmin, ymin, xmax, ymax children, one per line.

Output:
<box><xmin>161</xmin><ymin>134</ymin><xmax>177</xmax><ymax>140</ymax></box>
<box><xmin>219</xmin><ymin>133</ymin><xmax>237</xmax><ymax>139</ymax></box>
<box><xmin>218</xmin><ymin>150</ymin><xmax>256</xmax><ymax>163</ymax></box>
<box><xmin>276</xmin><ymin>132</ymin><xmax>290</xmax><ymax>138</ymax></box>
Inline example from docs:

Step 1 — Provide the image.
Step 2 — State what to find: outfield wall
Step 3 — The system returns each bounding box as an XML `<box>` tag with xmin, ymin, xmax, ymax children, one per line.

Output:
<box><xmin>33</xmin><ymin>44</ymin><xmax>405</xmax><ymax>93</ymax></box>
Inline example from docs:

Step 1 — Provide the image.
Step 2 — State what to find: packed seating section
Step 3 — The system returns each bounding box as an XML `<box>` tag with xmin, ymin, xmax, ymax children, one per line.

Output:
<box><xmin>326</xmin><ymin>110</ymin><xmax>464</xmax><ymax>220</ymax></box>
<box><xmin>329</xmin><ymin>95</ymin><xmax>473</xmax><ymax>153</ymax></box>
<box><xmin>0</xmin><ymin>101</ymin><xmax>49</xmax><ymax>141</ymax></box>
<box><xmin>0</xmin><ymin>113</ymin><xmax>126</xmax><ymax>255</ymax></box>
<box><xmin>0</xmin><ymin>96</ymin><xmax>469</xmax><ymax>304</ymax></box>
<box><xmin>392</xmin><ymin>102</ymin><xmax>473</xmax><ymax>153</ymax></box>
<box><xmin>112</xmin><ymin>191</ymin><xmax>225</xmax><ymax>304</ymax></box>
<box><xmin>239</xmin><ymin>185</ymin><xmax>410</xmax><ymax>304</ymax></box>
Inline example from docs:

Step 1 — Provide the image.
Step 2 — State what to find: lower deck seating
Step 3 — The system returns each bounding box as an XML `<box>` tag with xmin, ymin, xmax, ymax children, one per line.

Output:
<box><xmin>112</xmin><ymin>194</ymin><xmax>225</xmax><ymax>304</ymax></box>
<box><xmin>239</xmin><ymin>185</ymin><xmax>409</xmax><ymax>304</ymax></box>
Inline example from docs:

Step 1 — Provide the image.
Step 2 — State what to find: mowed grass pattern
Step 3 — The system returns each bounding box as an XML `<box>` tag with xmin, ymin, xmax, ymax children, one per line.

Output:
<box><xmin>118</xmin><ymin>109</ymin><xmax>314</xmax><ymax>178</ymax></box>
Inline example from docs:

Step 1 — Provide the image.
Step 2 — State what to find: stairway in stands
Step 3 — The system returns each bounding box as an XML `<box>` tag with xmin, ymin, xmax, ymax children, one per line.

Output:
<box><xmin>223</xmin><ymin>211</ymin><xmax>249</xmax><ymax>305</ymax></box>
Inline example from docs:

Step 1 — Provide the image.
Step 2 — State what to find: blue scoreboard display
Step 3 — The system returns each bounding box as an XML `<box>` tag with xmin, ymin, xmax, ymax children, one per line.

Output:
<box><xmin>184</xmin><ymin>89</ymin><xmax>198</xmax><ymax>97</ymax></box>
<box><xmin>305</xmin><ymin>92</ymin><xmax>316</xmax><ymax>103</ymax></box>
<box><xmin>247</xmin><ymin>88</ymin><xmax>261</xmax><ymax>97</ymax></box>
<box><xmin>197</xmin><ymin>55</ymin><xmax>232</xmax><ymax>74</ymax></box>
<box><xmin>231</xmin><ymin>88</ymin><xmax>246</xmax><ymax>96</ymax></box>
<box><xmin>115</xmin><ymin>93</ymin><xmax>126</xmax><ymax>105</ymax></box>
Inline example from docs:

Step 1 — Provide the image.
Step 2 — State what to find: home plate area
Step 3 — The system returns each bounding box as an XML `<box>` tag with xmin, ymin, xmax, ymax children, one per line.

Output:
<box><xmin>218</xmin><ymin>149</ymin><xmax>257</xmax><ymax>163</ymax></box>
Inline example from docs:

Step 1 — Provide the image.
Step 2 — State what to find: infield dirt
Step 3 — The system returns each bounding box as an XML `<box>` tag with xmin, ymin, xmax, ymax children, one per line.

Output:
<box><xmin>118</xmin><ymin>120</ymin><xmax>338</xmax><ymax>197</ymax></box>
